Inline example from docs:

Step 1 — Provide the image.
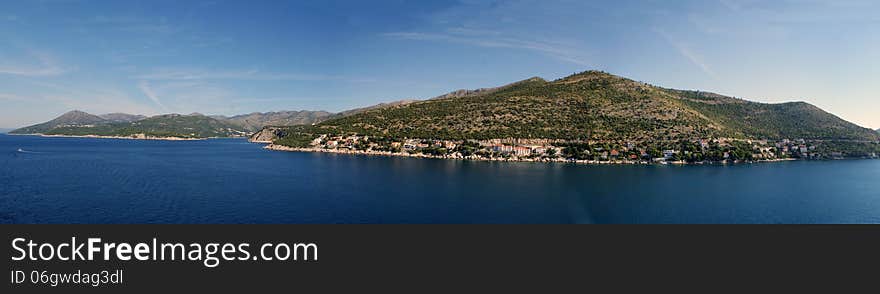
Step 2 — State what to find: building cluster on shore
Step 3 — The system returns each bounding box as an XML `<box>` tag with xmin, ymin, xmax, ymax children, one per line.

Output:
<box><xmin>266</xmin><ymin>134</ymin><xmax>877</xmax><ymax>164</ymax></box>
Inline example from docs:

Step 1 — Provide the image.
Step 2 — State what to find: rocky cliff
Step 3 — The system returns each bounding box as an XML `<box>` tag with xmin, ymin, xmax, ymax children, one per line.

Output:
<box><xmin>249</xmin><ymin>127</ymin><xmax>286</xmax><ymax>143</ymax></box>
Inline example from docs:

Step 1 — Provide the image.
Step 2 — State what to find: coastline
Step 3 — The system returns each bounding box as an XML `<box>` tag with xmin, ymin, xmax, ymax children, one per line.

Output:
<box><xmin>8</xmin><ymin>133</ymin><xmax>209</xmax><ymax>141</ymax></box>
<box><xmin>261</xmin><ymin>143</ymin><xmax>800</xmax><ymax>165</ymax></box>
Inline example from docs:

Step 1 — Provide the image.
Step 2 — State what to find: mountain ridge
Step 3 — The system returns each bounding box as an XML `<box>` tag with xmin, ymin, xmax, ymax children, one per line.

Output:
<box><xmin>10</xmin><ymin>110</ymin><xmax>109</xmax><ymax>134</ymax></box>
<box><xmin>11</xmin><ymin>71</ymin><xmax>878</xmax><ymax>143</ymax></box>
<box><xmin>335</xmin><ymin>99</ymin><xmax>420</xmax><ymax>117</ymax></box>
<box><xmin>34</xmin><ymin>114</ymin><xmax>246</xmax><ymax>138</ymax></box>
<box><xmin>219</xmin><ymin>110</ymin><xmax>334</xmax><ymax>132</ymax></box>
<box><xmin>10</xmin><ymin>110</ymin><xmax>337</xmax><ymax>137</ymax></box>
<box><xmin>10</xmin><ymin>111</ymin><xmax>245</xmax><ymax>138</ymax></box>
<box><xmin>278</xmin><ymin>70</ymin><xmax>878</xmax><ymax>143</ymax></box>
<box><xmin>99</xmin><ymin>113</ymin><xmax>147</xmax><ymax>123</ymax></box>
<box><xmin>429</xmin><ymin>77</ymin><xmax>545</xmax><ymax>100</ymax></box>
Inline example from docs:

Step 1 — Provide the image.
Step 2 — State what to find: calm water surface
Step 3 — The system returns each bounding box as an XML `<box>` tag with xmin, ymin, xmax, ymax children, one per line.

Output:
<box><xmin>1</xmin><ymin>134</ymin><xmax>879</xmax><ymax>224</ymax></box>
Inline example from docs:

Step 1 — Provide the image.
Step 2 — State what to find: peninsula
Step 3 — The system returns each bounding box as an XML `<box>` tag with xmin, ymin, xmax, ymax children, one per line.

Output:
<box><xmin>252</xmin><ymin>71</ymin><xmax>880</xmax><ymax>164</ymax></box>
<box><xmin>11</xmin><ymin>70</ymin><xmax>879</xmax><ymax>163</ymax></box>
<box><xmin>9</xmin><ymin>110</ymin><xmax>332</xmax><ymax>140</ymax></box>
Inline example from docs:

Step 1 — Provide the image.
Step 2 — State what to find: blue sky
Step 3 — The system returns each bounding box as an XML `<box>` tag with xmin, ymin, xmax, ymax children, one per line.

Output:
<box><xmin>1</xmin><ymin>0</ymin><xmax>878</xmax><ymax>129</ymax></box>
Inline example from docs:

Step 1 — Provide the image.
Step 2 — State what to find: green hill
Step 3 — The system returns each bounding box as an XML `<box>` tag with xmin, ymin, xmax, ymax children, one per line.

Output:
<box><xmin>10</xmin><ymin>110</ymin><xmax>109</xmax><ymax>134</ymax></box>
<box><xmin>304</xmin><ymin>71</ymin><xmax>877</xmax><ymax>142</ymax></box>
<box><xmin>671</xmin><ymin>90</ymin><xmax>875</xmax><ymax>140</ymax></box>
<box><xmin>13</xmin><ymin>113</ymin><xmax>247</xmax><ymax>138</ymax></box>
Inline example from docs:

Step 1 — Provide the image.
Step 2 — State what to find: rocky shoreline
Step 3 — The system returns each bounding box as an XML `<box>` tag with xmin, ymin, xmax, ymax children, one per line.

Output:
<box><xmin>261</xmin><ymin>143</ymin><xmax>799</xmax><ymax>165</ymax></box>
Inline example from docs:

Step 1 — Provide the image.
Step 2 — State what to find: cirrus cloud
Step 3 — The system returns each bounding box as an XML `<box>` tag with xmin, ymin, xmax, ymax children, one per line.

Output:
<box><xmin>0</xmin><ymin>50</ymin><xmax>73</xmax><ymax>77</ymax></box>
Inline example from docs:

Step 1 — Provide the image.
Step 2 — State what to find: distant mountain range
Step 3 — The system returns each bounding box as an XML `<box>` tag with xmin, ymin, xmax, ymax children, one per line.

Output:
<box><xmin>10</xmin><ymin>111</ymin><xmax>247</xmax><ymax>138</ymax></box>
<box><xmin>11</xmin><ymin>70</ymin><xmax>880</xmax><ymax>143</ymax></box>
<box><xmin>10</xmin><ymin>105</ymin><xmax>403</xmax><ymax>138</ymax></box>
<box><xmin>99</xmin><ymin>113</ymin><xmax>147</xmax><ymax>123</ymax></box>
<box><xmin>10</xmin><ymin>111</ymin><xmax>243</xmax><ymax>138</ymax></box>
<box><xmin>215</xmin><ymin>111</ymin><xmax>334</xmax><ymax>132</ymax></box>
<box><xmin>11</xmin><ymin>110</ymin><xmax>108</xmax><ymax>134</ymax></box>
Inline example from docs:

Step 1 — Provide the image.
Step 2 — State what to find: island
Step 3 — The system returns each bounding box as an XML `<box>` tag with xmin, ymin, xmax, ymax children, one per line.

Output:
<box><xmin>9</xmin><ymin>110</ymin><xmax>332</xmax><ymax>140</ymax></box>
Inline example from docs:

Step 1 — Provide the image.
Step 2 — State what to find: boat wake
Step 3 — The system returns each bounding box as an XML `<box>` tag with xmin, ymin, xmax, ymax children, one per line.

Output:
<box><xmin>16</xmin><ymin>148</ymin><xmax>43</xmax><ymax>154</ymax></box>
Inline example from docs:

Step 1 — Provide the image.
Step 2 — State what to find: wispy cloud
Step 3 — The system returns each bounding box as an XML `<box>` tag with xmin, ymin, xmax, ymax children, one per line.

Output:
<box><xmin>133</xmin><ymin>80</ymin><xmax>245</xmax><ymax>115</ymax></box>
<box><xmin>382</xmin><ymin>30</ymin><xmax>591</xmax><ymax>66</ymax></box>
<box><xmin>9</xmin><ymin>80</ymin><xmax>159</xmax><ymax>117</ymax></box>
<box><xmin>137</xmin><ymin>81</ymin><xmax>167</xmax><ymax>111</ymax></box>
<box><xmin>0</xmin><ymin>93</ymin><xmax>28</xmax><ymax>102</ymax></box>
<box><xmin>718</xmin><ymin>0</ymin><xmax>880</xmax><ymax>25</ymax></box>
<box><xmin>718</xmin><ymin>0</ymin><xmax>743</xmax><ymax>12</ymax></box>
<box><xmin>131</xmin><ymin>68</ymin><xmax>374</xmax><ymax>115</ymax></box>
<box><xmin>135</xmin><ymin>68</ymin><xmax>375</xmax><ymax>82</ymax></box>
<box><xmin>654</xmin><ymin>28</ymin><xmax>717</xmax><ymax>79</ymax></box>
<box><xmin>0</xmin><ymin>51</ymin><xmax>72</xmax><ymax>77</ymax></box>
<box><xmin>77</xmin><ymin>15</ymin><xmax>181</xmax><ymax>34</ymax></box>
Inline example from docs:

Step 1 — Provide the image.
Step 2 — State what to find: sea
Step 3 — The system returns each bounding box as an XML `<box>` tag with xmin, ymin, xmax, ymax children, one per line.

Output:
<box><xmin>1</xmin><ymin>133</ymin><xmax>879</xmax><ymax>224</ymax></box>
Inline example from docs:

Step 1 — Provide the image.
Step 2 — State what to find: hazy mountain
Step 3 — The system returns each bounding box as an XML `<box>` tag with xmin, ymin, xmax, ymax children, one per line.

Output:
<box><xmin>12</xmin><ymin>111</ymin><xmax>247</xmax><ymax>138</ymax></box>
<box><xmin>13</xmin><ymin>109</ymin><xmax>335</xmax><ymax>138</ymax></box>
<box><xmin>10</xmin><ymin>110</ymin><xmax>108</xmax><ymax>134</ymax></box>
<box><xmin>99</xmin><ymin>113</ymin><xmax>147</xmax><ymax>123</ymax></box>
<box><xmin>293</xmin><ymin>70</ymin><xmax>879</xmax><ymax>142</ymax></box>
<box><xmin>218</xmin><ymin>110</ymin><xmax>334</xmax><ymax>132</ymax></box>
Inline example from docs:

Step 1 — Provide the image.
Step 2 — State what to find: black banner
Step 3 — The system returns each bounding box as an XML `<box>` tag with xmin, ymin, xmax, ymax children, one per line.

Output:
<box><xmin>2</xmin><ymin>225</ymin><xmax>878</xmax><ymax>292</ymax></box>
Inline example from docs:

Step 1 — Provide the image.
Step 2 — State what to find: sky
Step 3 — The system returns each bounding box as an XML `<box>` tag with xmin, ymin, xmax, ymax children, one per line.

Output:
<box><xmin>1</xmin><ymin>0</ymin><xmax>878</xmax><ymax>129</ymax></box>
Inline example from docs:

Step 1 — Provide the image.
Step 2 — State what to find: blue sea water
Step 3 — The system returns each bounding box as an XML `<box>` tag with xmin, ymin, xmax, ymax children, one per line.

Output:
<box><xmin>1</xmin><ymin>134</ymin><xmax>879</xmax><ymax>224</ymax></box>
